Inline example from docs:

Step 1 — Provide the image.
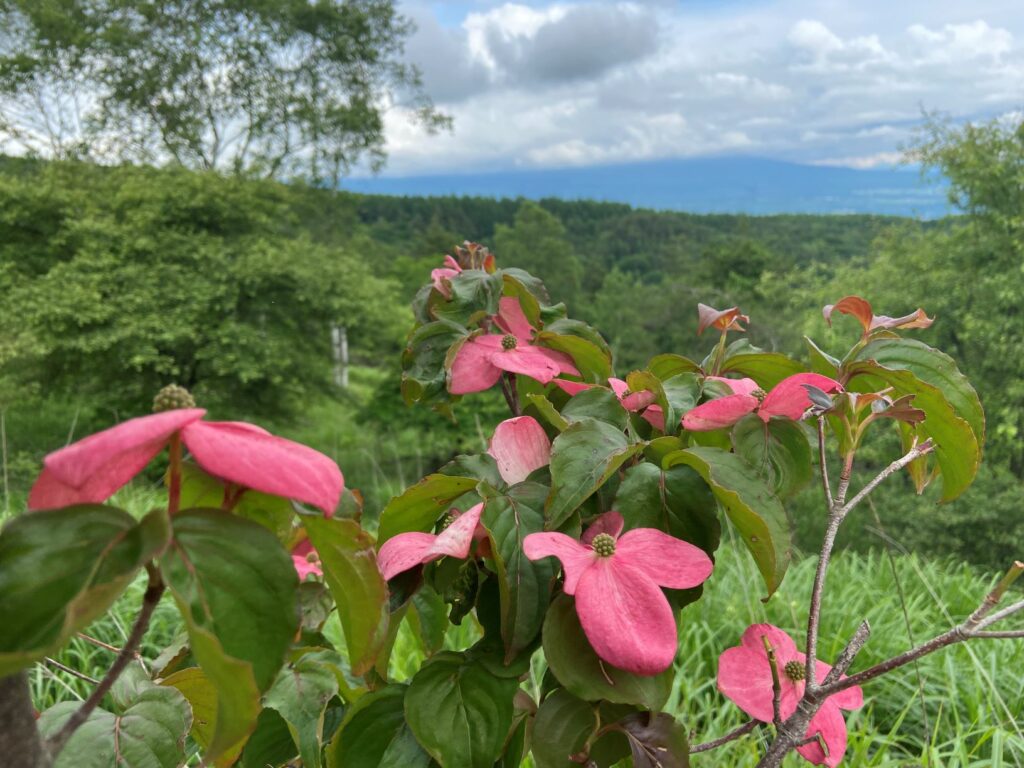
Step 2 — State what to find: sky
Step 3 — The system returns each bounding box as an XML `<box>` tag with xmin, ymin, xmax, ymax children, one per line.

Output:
<box><xmin>369</xmin><ymin>0</ymin><xmax>1024</xmax><ymax>176</ymax></box>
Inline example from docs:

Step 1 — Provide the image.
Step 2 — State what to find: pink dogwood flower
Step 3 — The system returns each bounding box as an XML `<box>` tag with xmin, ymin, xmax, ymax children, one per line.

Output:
<box><xmin>449</xmin><ymin>297</ymin><xmax>579</xmax><ymax>394</ymax></box>
<box><xmin>292</xmin><ymin>539</ymin><xmax>323</xmax><ymax>580</ymax></box>
<box><xmin>487</xmin><ymin>416</ymin><xmax>551</xmax><ymax>484</ymax></box>
<box><xmin>553</xmin><ymin>378</ymin><xmax>665</xmax><ymax>431</ymax></box>
<box><xmin>697</xmin><ymin>303</ymin><xmax>750</xmax><ymax>335</ymax></box>
<box><xmin>431</xmin><ymin>254</ymin><xmax>462</xmax><ymax>298</ymax></box>
<box><xmin>823</xmin><ymin>296</ymin><xmax>933</xmax><ymax>338</ymax></box>
<box><xmin>377</xmin><ymin>502</ymin><xmax>485</xmax><ymax>580</ymax></box>
<box><xmin>523</xmin><ymin>511</ymin><xmax>713</xmax><ymax>675</ymax></box>
<box><xmin>681</xmin><ymin>374</ymin><xmax>841</xmax><ymax>431</ymax></box>
<box><xmin>28</xmin><ymin>408</ymin><xmax>343</xmax><ymax>515</ymax></box>
<box><xmin>718</xmin><ymin>624</ymin><xmax>864</xmax><ymax>766</ymax></box>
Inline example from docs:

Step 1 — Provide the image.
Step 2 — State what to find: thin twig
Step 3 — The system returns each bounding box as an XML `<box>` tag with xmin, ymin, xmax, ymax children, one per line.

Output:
<box><xmin>690</xmin><ymin>720</ymin><xmax>758</xmax><ymax>753</ymax></box>
<box><xmin>970</xmin><ymin>630</ymin><xmax>1024</xmax><ymax>639</ymax></box>
<box><xmin>75</xmin><ymin>633</ymin><xmax>122</xmax><ymax>655</ymax></box>
<box><xmin>47</xmin><ymin>565</ymin><xmax>165</xmax><ymax>757</ymax></box>
<box><xmin>820</xmin><ymin>621</ymin><xmax>871</xmax><ymax>686</ymax></box>
<box><xmin>805</xmin><ymin>440</ymin><xmax>934</xmax><ymax>687</ymax></box>
<box><xmin>43</xmin><ymin>658</ymin><xmax>100</xmax><ymax>686</ymax></box>
<box><xmin>816</xmin><ymin>417</ymin><xmax>832</xmax><ymax>509</ymax></box>
<box><xmin>762</xmin><ymin>636</ymin><xmax>783</xmax><ymax>726</ymax></box>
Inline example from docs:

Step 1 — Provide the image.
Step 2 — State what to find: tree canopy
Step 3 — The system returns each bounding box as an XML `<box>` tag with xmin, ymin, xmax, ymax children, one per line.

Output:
<box><xmin>0</xmin><ymin>0</ymin><xmax>449</xmax><ymax>182</ymax></box>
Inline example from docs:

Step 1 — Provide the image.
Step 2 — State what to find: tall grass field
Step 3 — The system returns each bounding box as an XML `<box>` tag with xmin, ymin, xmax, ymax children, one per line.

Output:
<box><xmin>22</xmin><ymin>487</ymin><xmax>1024</xmax><ymax>767</ymax></box>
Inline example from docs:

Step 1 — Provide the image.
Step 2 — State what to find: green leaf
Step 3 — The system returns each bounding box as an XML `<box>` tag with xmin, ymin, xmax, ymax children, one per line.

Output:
<box><xmin>542</xmin><ymin>594</ymin><xmax>673</xmax><ymax>709</ymax></box>
<box><xmin>531</xmin><ymin>689</ymin><xmax>598</xmax><ymax>768</ymax></box>
<box><xmin>502</xmin><ymin>271</ymin><xmax>543</xmax><ymax>327</ymax></box>
<box><xmin>848</xmin><ymin>338</ymin><xmax>984</xmax><ymax>501</ymax></box>
<box><xmin>804</xmin><ymin>336</ymin><xmax>841</xmax><ymax>376</ymax></box>
<box><xmin>647</xmin><ymin>353</ymin><xmax>701</xmax><ymax>380</ymax></box>
<box><xmin>304</xmin><ymin>515</ymin><xmax>389</xmax><ymax>675</ymax></box>
<box><xmin>40</xmin><ymin>684</ymin><xmax>191</xmax><ymax>768</ymax></box>
<box><xmin>626</xmin><ymin>371</ymin><xmax>701</xmax><ymax>435</ymax></box>
<box><xmin>663</xmin><ymin>448</ymin><xmax>791</xmax><ymax>597</ymax></box>
<box><xmin>161</xmin><ymin>667</ymin><xmax>219</xmax><ymax>756</ymax></box>
<box><xmin>561</xmin><ymin>386</ymin><xmax>628</xmax><ymax>429</ymax></box>
<box><xmin>613</xmin><ymin>462</ymin><xmax>720</xmax><ymax>555</ymax></box>
<box><xmin>731</xmin><ymin>415</ymin><xmax>813</xmax><ymax>498</ymax></box>
<box><xmin>264</xmin><ymin>650</ymin><xmax>341</xmax><ymax>768</ymax></box>
<box><xmin>719</xmin><ymin>339</ymin><xmax>805</xmax><ymax>389</ymax></box>
<box><xmin>179</xmin><ymin>461</ymin><xmax>294</xmax><ymax>542</ymax></box>
<box><xmin>546</xmin><ymin>419</ymin><xmax>642</xmax><ymax>528</ymax></box>
<box><xmin>430</xmin><ymin>268</ymin><xmax>504</xmax><ymax>325</ymax></box>
<box><xmin>438</xmin><ymin>453</ymin><xmax>504</xmax><ymax>487</ymax></box>
<box><xmin>404</xmin><ymin>651</ymin><xmax>519</xmax><ymax>768</ymax></box>
<box><xmin>609</xmin><ymin>712</ymin><xmax>690</xmax><ymax>768</ymax></box>
<box><xmin>0</xmin><ymin>505</ymin><xmax>169</xmax><ymax>676</ymax></box>
<box><xmin>401</xmin><ymin>320</ymin><xmax>467</xmax><ymax>405</ymax></box>
<box><xmin>240</xmin><ymin>709</ymin><xmax>300</xmax><ymax>768</ymax></box>
<box><xmin>376</xmin><ymin>473</ymin><xmax>479</xmax><ymax>544</ymax></box>
<box><xmin>328</xmin><ymin>685</ymin><xmax>430</xmax><ymax>768</ymax></box>
<box><xmin>503</xmin><ymin>267</ymin><xmax>553</xmax><ymax>307</ymax></box>
<box><xmin>409</xmin><ymin>586</ymin><xmax>449</xmax><ymax>656</ymax></box>
<box><xmin>160</xmin><ymin>509</ymin><xmax>298</xmax><ymax>762</ymax></box>
<box><xmin>482</xmin><ymin>482</ymin><xmax>557</xmax><ymax>663</ymax></box>
<box><xmin>535</xmin><ymin>328</ymin><xmax>613</xmax><ymax>382</ymax></box>
<box><xmin>525</xmin><ymin>392</ymin><xmax>570</xmax><ymax>432</ymax></box>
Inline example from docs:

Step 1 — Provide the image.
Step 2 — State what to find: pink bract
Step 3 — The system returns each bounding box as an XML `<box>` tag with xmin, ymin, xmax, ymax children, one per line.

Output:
<box><xmin>552</xmin><ymin>377</ymin><xmax>665</xmax><ymax>430</ymax></box>
<box><xmin>377</xmin><ymin>502</ymin><xmax>485</xmax><ymax>581</ymax></box>
<box><xmin>430</xmin><ymin>254</ymin><xmax>462</xmax><ymax>298</ymax></box>
<box><xmin>487</xmin><ymin>416</ymin><xmax>551</xmax><ymax>485</ymax></box>
<box><xmin>682</xmin><ymin>373</ymin><xmax>841</xmax><ymax>431</ymax></box>
<box><xmin>449</xmin><ymin>297</ymin><xmax>579</xmax><ymax>394</ymax></box>
<box><xmin>291</xmin><ymin>539</ymin><xmax>323</xmax><ymax>580</ymax></box>
<box><xmin>717</xmin><ymin>623</ymin><xmax>864</xmax><ymax>767</ymax></box>
<box><xmin>28</xmin><ymin>408</ymin><xmax>344</xmax><ymax>515</ymax></box>
<box><xmin>523</xmin><ymin>511</ymin><xmax>713</xmax><ymax>675</ymax></box>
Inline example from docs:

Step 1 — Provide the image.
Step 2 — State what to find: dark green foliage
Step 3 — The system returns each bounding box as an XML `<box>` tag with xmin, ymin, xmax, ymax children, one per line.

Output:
<box><xmin>0</xmin><ymin>161</ymin><xmax>403</xmax><ymax>419</ymax></box>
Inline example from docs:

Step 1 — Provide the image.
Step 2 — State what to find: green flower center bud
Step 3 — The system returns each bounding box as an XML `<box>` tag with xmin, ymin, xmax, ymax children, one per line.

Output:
<box><xmin>591</xmin><ymin>533</ymin><xmax>616</xmax><ymax>557</ymax></box>
<box><xmin>501</xmin><ymin>334</ymin><xmax>517</xmax><ymax>351</ymax></box>
<box><xmin>752</xmin><ymin>388</ymin><xmax>768</xmax><ymax>404</ymax></box>
<box><xmin>153</xmin><ymin>384</ymin><xmax>196</xmax><ymax>413</ymax></box>
<box><xmin>784</xmin><ymin>660</ymin><xmax>805</xmax><ymax>681</ymax></box>
<box><xmin>440</xmin><ymin>511</ymin><xmax>459</xmax><ymax>530</ymax></box>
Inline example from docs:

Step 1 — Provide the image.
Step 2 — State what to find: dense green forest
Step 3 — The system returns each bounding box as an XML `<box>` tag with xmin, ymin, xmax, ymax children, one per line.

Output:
<box><xmin>1</xmin><ymin>117</ymin><xmax>1021</xmax><ymax>568</ymax></box>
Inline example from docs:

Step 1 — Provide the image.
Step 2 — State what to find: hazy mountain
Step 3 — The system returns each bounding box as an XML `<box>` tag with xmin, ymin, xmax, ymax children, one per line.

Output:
<box><xmin>343</xmin><ymin>156</ymin><xmax>949</xmax><ymax>218</ymax></box>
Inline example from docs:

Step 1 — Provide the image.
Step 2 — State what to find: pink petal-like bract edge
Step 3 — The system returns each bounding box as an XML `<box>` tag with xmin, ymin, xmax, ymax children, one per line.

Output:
<box><xmin>488</xmin><ymin>416</ymin><xmax>551</xmax><ymax>485</ymax></box>
<box><xmin>706</xmin><ymin>375</ymin><xmax>760</xmax><ymax>397</ymax></box>
<box><xmin>182</xmin><ymin>420</ymin><xmax>343</xmax><ymax>515</ymax></box>
<box><xmin>449</xmin><ymin>336</ymin><xmax>503</xmax><ymax>394</ymax></box>
<box><xmin>575</xmin><ymin>559</ymin><xmax>679</xmax><ymax>675</ymax></box>
<box><xmin>291</xmin><ymin>539</ymin><xmax>323</xmax><ymax>580</ymax></box>
<box><xmin>378</xmin><ymin>503</ymin><xmax>485</xmax><ymax>580</ymax></box>
<box><xmin>581</xmin><ymin>511</ymin><xmax>625</xmax><ymax>544</ymax></box>
<box><xmin>796</xmin><ymin>701</ymin><xmax>849</xmax><ymax>767</ymax></box>
<box><xmin>494</xmin><ymin>296</ymin><xmax>535</xmax><ymax>341</ymax></box>
<box><xmin>760</xmin><ymin>374</ymin><xmax>841</xmax><ymax>422</ymax></box>
<box><xmin>552</xmin><ymin>379</ymin><xmax>592</xmax><ymax>396</ymax></box>
<box><xmin>377</xmin><ymin>532</ymin><xmax>438</xmax><ymax>581</ymax></box>
<box><xmin>615</xmin><ymin>528</ymin><xmax>713</xmax><ymax>589</ymax></box>
<box><xmin>523</xmin><ymin>531</ymin><xmax>596</xmax><ymax>595</ymax></box>
<box><xmin>681</xmin><ymin>393</ymin><xmax>758</xmax><ymax>431</ymax></box>
<box><xmin>29</xmin><ymin>408</ymin><xmax>206</xmax><ymax>509</ymax></box>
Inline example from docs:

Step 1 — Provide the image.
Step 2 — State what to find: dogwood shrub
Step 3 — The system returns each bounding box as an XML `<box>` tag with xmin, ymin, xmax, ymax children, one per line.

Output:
<box><xmin>1</xmin><ymin>242</ymin><xmax>1019</xmax><ymax>768</ymax></box>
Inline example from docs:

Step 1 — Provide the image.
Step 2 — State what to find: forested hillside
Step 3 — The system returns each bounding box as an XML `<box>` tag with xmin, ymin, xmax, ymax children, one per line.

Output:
<box><xmin>1</xmin><ymin>117</ymin><xmax>1020</xmax><ymax>567</ymax></box>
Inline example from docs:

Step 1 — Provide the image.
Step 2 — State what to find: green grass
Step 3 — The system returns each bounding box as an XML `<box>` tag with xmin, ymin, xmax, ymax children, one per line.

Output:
<box><xmin>27</xmin><ymin>493</ymin><xmax>1023</xmax><ymax>767</ymax></box>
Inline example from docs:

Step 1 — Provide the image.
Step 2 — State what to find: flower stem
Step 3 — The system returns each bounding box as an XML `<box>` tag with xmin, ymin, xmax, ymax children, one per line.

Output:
<box><xmin>167</xmin><ymin>434</ymin><xmax>182</xmax><ymax>515</ymax></box>
<box><xmin>47</xmin><ymin>564</ymin><xmax>165</xmax><ymax>758</ymax></box>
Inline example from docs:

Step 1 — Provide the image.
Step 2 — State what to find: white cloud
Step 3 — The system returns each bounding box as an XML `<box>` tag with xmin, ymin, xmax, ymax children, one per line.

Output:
<box><xmin>371</xmin><ymin>0</ymin><xmax>1024</xmax><ymax>176</ymax></box>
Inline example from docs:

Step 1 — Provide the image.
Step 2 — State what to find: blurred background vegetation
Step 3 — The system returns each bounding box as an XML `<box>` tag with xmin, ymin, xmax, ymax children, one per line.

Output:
<box><xmin>2</xmin><ymin>116</ymin><xmax>1023</xmax><ymax>573</ymax></box>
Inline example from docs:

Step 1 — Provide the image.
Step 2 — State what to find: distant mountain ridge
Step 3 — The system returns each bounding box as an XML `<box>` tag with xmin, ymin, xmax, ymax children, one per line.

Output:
<box><xmin>343</xmin><ymin>156</ymin><xmax>950</xmax><ymax>218</ymax></box>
